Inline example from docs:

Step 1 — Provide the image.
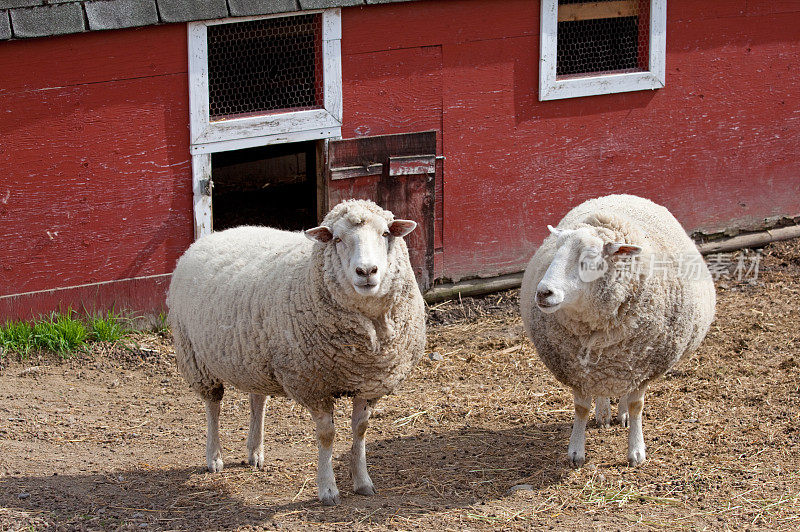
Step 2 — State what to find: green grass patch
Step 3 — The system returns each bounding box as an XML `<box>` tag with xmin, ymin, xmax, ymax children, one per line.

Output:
<box><xmin>32</xmin><ymin>313</ymin><xmax>88</xmax><ymax>355</ymax></box>
<box><xmin>0</xmin><ymin>310</ymin><xmax>135</xmax><ymax>358</ymax></box>
<box><xmin>0</xmin><ymin>320</ymin><xmax>35</xmax><ymax>355</ymax></box>
<box><xmin>89</xmin><ymin>312</ymin><xmax>130</xmax><ymax>343</ymax></box>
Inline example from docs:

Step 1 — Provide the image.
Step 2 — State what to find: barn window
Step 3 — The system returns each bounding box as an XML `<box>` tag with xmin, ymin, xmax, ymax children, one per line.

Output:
<box><xmin>188</xmin><ymin>10</ymin><xmax>342</xmax><ymax>153</ymax></box>
<box><xmin>539</xmin><ymin>0</ymin><xmax>666</xmax><ymax>100</ymax></box>
<box><xmin>187</xmin><ymin>10</ymin><xmax>341</xmax><ymax>240</ymax></box>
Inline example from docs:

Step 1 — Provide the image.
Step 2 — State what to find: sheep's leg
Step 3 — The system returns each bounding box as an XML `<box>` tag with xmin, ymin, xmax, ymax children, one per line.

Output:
<box><xmin>205</xmin><ymin>396</ymin><xmax>224</xmax><ymax>473</ymax></box>
<box><xmin>567</xmin><ymin>389</ymin><xmax>592</xmax><ymax>467</ymax></box>
<box><xmin>350</xmin><ymin>397</ymin><xmax>376</xmax><ymax>496</ymax></box>
<box><xmin>618</xmin><ymin>393</ymin><xmax>630</xmax><ymax>427</ymax></box>
<box><xmin>626</xmin><ymin>385</ymin><xmax>648</xmax><ymax>467</ymax></box>
<box><xmin>247</xmin><ymin>393</ymin><xmax>267</xmax><ymax>469</ymax></box>
<box><xmin>311</xmin><ymin>409</ymin><xmax>340</xmax><ymax>506</ymax></box>
<box><xmin>594</xmin><ymin>396</ymin><xmax>612</xmax><ymax>428</ymax></box>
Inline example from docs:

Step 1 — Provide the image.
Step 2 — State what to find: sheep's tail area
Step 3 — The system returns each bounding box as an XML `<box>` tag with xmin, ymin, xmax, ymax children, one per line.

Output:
<box><xmin>170</xmin><ymin>315</ymin><xmax>225</xmax><ymax>402</ymax></box>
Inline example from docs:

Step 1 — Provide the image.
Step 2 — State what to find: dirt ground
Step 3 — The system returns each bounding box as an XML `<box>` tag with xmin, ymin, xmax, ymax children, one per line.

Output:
<box><xmin>1</xmin><ymin>239</ymin><xmax>799</xmax><ymax>531</ymax></box>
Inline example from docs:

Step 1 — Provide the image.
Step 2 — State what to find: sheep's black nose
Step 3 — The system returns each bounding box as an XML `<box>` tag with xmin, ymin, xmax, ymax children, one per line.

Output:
<box><xmin>356</xmin><ymin>265</ymin><xmax>378</xmax><ymax>277</ymax></box>
<box><xmin>536</xmin><ymin>289</ymin><xmax>553</xmax><ymax>303</ymax></box>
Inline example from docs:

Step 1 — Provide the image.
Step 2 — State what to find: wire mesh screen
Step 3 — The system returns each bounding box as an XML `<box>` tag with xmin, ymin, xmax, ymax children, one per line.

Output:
<box><xmin>556</xmin><ymin>0</ymin><xmax>650</xmax><ymax>77</ymax></box>
<box><xmin>207</xmin><ymin>14</ymin><xmax>323</xmax><ymax>120</ymax></box>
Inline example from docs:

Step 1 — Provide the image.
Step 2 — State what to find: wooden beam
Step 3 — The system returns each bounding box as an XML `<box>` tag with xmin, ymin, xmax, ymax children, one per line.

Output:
<box><xmin>423</xmin><ymin>273</ymin><xmax>524</xmax><ymax>303</ymax></box>
<box><xmin>558</xmin><ymin>0</ymin><xmax>639</xmax><ymax>22</ymax></box>
<box><xmin>696</xmin><ymin>225</ymin><xmax>800</xmax><ymax>255</ymax></box>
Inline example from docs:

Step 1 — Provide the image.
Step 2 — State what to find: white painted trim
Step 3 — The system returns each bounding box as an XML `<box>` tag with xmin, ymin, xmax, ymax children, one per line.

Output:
<box><xmin>539</xmin><ymin>0</ymin><xmax>667</xmax><ymax>101</ymax></box>
<box><xmin>188</xmin><ymin>9</ymin><xmax>343</xmax><ymax>152</ymax></box>
<box><xmin>194</xmin><ymin>109</ymin><xmax>340</xmax><ymax>145</ymax></box>
<box><xmin>323</xmin><ymin>9</ymin><xmax>343</xmax><ymax>123</ymax></box>
<box><xmin>190</xmin><ymin>127</ymin><xmax>342</xmax><ymax>155</ymax></box>
<box><xmin>649</xmin><ymin>0</ymin><xmax>667</xmax><ymax>84</ymax></box>
<box><xmin>191</xmin><ymin>153</ymin><xmax>213</xmax><ymax>240</ymax></box>
<box><xmin>188</xmin><ymin>22</ymin><xmax>210</xmax><ymax>146</ymax></box>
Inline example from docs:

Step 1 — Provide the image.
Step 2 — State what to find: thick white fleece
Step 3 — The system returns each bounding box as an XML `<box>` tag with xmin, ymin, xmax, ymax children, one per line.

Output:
<box><xmin>167</xmin><ymin>200</ymin><xmax>426</xmax><ymax>412</ymax></box>
<box><xmin>520</xmin><ymin>194</ymin><xmax>716</xmax><ymax>397</ymax></box>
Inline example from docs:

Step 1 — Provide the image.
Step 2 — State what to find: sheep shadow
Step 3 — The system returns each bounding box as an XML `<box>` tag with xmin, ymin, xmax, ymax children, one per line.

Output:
<box><xmin>0</xmin><ymin>423</ymin><xmax>569</xmax><ymax>529</ymax></box>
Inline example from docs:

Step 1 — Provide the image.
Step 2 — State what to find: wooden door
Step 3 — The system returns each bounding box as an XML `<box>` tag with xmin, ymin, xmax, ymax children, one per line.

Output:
<box><xmin>326</xmin><ymin>131</ymin><xmax>436</xmax><ymax>291</ymax></box>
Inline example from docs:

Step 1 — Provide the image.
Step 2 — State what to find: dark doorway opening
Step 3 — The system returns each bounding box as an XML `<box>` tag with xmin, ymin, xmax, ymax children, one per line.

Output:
<box><xmin>211</xmin><ymin>141</ymin><xmax>319</xmax><ymax>232</ymax></box>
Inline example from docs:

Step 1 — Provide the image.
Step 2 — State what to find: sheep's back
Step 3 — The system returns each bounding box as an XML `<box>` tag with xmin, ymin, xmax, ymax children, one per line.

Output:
<box><xmin>559</xmin><ymin>194</ymin><xmax>698</xmax><ymax>256</ymax></box>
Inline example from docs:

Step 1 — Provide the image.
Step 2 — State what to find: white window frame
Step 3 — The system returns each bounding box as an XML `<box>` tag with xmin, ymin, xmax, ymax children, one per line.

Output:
<box><xmin>188</xmin><ymin>9</ymin><xmax>342</xmax><ymax>155</ymax></box>
<box><xmin>539</xmin><ymin>0</ymin><xmax>666</xmax><ymax>101</ymax></box>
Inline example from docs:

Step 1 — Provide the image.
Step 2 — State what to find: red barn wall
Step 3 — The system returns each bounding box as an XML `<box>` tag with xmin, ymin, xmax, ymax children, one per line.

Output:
<box><xmin>341</xmin><ymin>0</ymin><xmax>800</xmax><ymax>281</ymax></box>
<box><xmin>1</xmin><ymin>0</ymin><xmax>798</xmax><ymax>320</ymax></box>
<box><xmin>0</xmin><ymin>25</ymin><xmax>193</xmax><ymax>320</ymax></box>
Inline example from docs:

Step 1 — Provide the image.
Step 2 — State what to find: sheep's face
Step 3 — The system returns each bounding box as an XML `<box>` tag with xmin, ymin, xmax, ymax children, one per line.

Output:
<box><xmin>306</xmin><ymin>216</ymin><xmax>417</xmax><ymax>297</ymax></box>
<box><xmin>535</xmin><ymin>226</ymin><xmax>641</xmax><ymax>314</ymax></box>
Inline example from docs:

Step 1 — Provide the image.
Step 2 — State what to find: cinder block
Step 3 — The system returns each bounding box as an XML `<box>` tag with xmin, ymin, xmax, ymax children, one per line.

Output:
<box><xmin>157</xmin><ymin>0</ymin><xmax>227</xmax><ymax>23</ymax></box>
<box><xmin>85</xmin><ymin>0</ymin><xmax>159</xmax><ymax>31</ymax></box>
<box><xmin>299</xmin><ymin>0</ymin><xmax>362</xmax><ymax>8</ymax></box>
<box><xmin>10</xmin><ymin>3</ymin><xmax>85</xmax><ymax>38</ymax></box>
<box><xmin>0</xmin><ymin>0</ymin><xmax>42</xmax><ymax>9</ymax></box>
<box><xmin>227</xmin><ymin>0</ymin><xmax>297</xmax><ymax>17</ymax></box>
<box><xmin>0</xmin><ymin>10</ymin><xmax>10</xmax><ymax>39</ymax></box>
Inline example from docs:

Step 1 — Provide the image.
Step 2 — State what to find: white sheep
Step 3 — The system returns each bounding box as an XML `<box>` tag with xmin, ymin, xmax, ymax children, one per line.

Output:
<box><xmin>166</xmin><ymin>199</ymin><xmax>426</xmax><ymax>505</ymax></box>
<box><xmin>520</xmin><ymin>194</ymin><xmax>716</xmax><ymax>467</ymax></box>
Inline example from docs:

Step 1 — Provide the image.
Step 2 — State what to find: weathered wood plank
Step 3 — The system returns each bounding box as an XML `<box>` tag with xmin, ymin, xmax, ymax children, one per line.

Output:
<box><xmin>341</xmin><ymin>45</ymin><xmax>442</xmax><ymax>145</ymax></box>
<box><xmin>0</xmin><ymin>74</ymin><xmax>193</xmax><ymax>297</ymax></box>
<box><xmin>0</xmin><ymin>25</ymin><xmax>187</xmax><ymax>95</ymax></box>
<box><xmin>0</xmin><ymin>274</ymin><xmax>172</xmax><ymax>322</ymax></box>
<box><xmin>328</xmin><ymin>131</ymin><xmax>436</xmax><ymax>169</ymax></box>
<box><xmin>341</xmin><ymin>0</ymin><xmax>537</xmax><ymax>55</ymax></box>
<box><xmin>557</xmin><ymin>1</ymin><xmax>638</xmax><ymax>22</ymax></box>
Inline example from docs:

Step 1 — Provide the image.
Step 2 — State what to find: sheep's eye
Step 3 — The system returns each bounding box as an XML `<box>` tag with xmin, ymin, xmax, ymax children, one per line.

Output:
<box><xmin>333</xmin><ymin>237</ymin><xmax>342</xmax><ymax>244</ymax></box>
<box><xmin>382</xmin><ymin>231</ymin><xmax>390</xmax><ymax>237</ymax></box>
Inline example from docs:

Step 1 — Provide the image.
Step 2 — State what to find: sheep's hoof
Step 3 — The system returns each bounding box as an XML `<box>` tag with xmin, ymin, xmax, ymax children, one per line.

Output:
<box><xmin>354</xmin><ymin>481</ymin><xmax>377</xmax><ymax>496</ymax></box>
<box><xmin>627</xmin><ymin>450</ymin><xmax>646</xmax><ymax>467</ymax></box>
<box><xmin>207</xmin><ymin>458</ymin><xmax>224</xmax><ymax>473</ymax></box>
<box><xmin>595</xmin><ymin>400</ymin><xmax>612</xmax><ymax>428</ymax></box>
<box><xmin>248</xmin><ymin>452</ymin><xmax>264</xmax><ymax>470</ymax></box>
<box><xmin>319</xmin><ymin>487</ymin><xmax>341</xmax><ymax>506</ymax></box>
<box><xmin>569</xmin><ymin>452</ymin><xmax>585</xmax><ymax>468</ymax></box>
<box><xmin>618</xmin><ymin>412</ymin><xmax>630</xmax><ymax>428</ymax></box>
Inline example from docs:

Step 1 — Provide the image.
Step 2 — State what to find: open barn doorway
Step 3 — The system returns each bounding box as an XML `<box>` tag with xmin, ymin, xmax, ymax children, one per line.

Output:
<box><xmin>211</xmin><ymin>141</ymin><xmax>321</xmax><ymax>232</ymax></box>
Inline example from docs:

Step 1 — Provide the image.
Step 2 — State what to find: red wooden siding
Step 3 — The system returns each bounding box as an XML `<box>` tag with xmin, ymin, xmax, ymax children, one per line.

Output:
<box><xmin>0</xmin><ymin>25</ymin><xmax>192</xmax><ymax>319</ymax></box>
<box><xmin>342</xmin><ymin>0</ymin><xmax>800</xmax><ymax>281</ymax></box>
<box><xmin>1</xmin><ymin>0</ymin><xmax>798</xmax><ymax>320</ymax></box>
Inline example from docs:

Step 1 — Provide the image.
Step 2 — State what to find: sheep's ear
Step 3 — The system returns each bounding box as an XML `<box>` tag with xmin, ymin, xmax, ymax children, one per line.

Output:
<box><xmin>305</xmin><ymin>226</ymin><xmax>333</xmax><ymax>243</ymax></box>
<box><xmin>389</xmin><ymin>219</ymin><xmax>417</xmax><ymax>237</ymax></box>
<box><xmin>547</xmin><ymin>224</ymin><xmax>566</xmax><ymax>237</ymax></box>
<box><xmin>604</xmin><ymin>242</ymin><xmax>642</xmax><ymax>257</ymax></box>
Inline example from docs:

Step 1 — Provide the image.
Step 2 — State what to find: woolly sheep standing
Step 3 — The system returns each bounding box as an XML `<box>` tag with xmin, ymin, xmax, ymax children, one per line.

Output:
<box><xmin>167</xmin><ymin>200</ymin><xmax>426</xmax><ymax>505</ymax></box>
<box><xmin>520</xmin><ymin>194</ymin><xmax>715</xmax><ymax>467</ymax></box>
